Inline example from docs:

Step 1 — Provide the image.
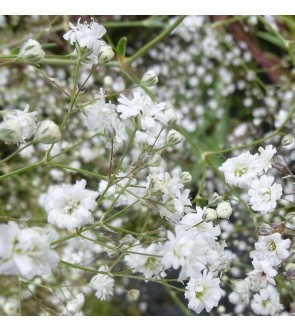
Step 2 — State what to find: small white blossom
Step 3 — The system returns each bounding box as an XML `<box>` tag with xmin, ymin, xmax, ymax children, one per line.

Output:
<box><xmin>256</xmin><ymin>145</ymin><xmax>276</xmax><ymax>174</ymax></box>
<box><xmin>218</xmin><ymin>151</ymin><xmax>259</xmax><ymax>188</ymax></box>
<box><xmin>39</xmin><ymin>179</ymin><xmax>99</xmax><ymax>230</ymax></box>
<box><xmin>184</xmin><ymin>271</ymin><xmax>222</xmax><ymax>314</ymax></box>
<box><xmin>248</xmin><ymin>259</ymin><xmax>277</xmax><ymax>288</ymax></box>
<box><xmin>0</xmin><ymin>222</ymin><xmax>59</xmax><ymax>279</ymax></box>
<box><xmin>250</xmin><ymin>233</ymin><xmax>291</xmax><ymax>266</ymax></box>
<box><xmin>251</xmin><ymin>285</ymin><xmax>283</xmax><ymax>315</ymax></box>
<box><xmin>90</xmin><ymin>266</ymin><xmax>114</xmax><ymax>300</ymax></box>
<box><xmin>248</xmin><ymin>175</ymin><xmax>282</xmax><ymax>214</ymax></box>
<box><xmin>216</xmin><ymin>201</ymin><xmax>233</xmax><ymax>219</ymax></box>
<box><xmin>228</xmin><ymin>279</ymin><xmax>250</xmax><ymax>314</ymax></box>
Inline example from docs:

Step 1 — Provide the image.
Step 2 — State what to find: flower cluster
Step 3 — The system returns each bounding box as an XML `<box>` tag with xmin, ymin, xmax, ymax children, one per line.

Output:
<box><xmin>219</xmin><ymin>145</ymin><xmax>282</xmax><ymax>214</ymax></box>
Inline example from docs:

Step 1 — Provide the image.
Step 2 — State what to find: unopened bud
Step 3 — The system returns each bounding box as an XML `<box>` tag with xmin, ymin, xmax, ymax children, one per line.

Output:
<box><xmin>97</xmin><ymin>45</ymin><xmax>114</xmax><ymax>64</ymax></box>
<box><xmin>148</xmin><ymin>154</ymin><xmax>162</xmax><ymax>167</ymax></box>
<box><xmin>164</xmin><ymin>109</ymin><xmax>178</xmax><ymax>126</ymax></box>
<box><xmin>257</xmin><ymin>223</ymin><xmax>274</xmax><ymax>236</ymax></box>
<box><xmin>208</xmin><ymin>192</ymin><xmax>223</xmax><ymax>207</ymax></box>
<box><xmin>216</xmin><ymin>201</ymin><xmax>233</xmax><ymax>219</ymax></box>
<box><xmin>18</xmin><ymin>39</ymin><xmax>45</xmax><ymax>64</ymax></box>
<box><xmin>141</xmin><ymin>70</ymin><xmax>158</xmax><ymax>87</ymax></box>
<box><xmin>128</xmin><ymin>289</ymin><xmax>140</xmax><ymax>301</ymax></box>
<box><xmin>272</xmin><ymin>221</ymin><xmax>285</xmax><ymax>234</ymax></box>
<box><xmin>166</xmin><ymin>130</ymin><xmax>182</xmax><ymax>145</ymax></box>
<box><xmin>180</xmin><ymin>171</ymin><xmax>192</xmax><ymax>184</ymax></box>
<box><xmin>281</xmin><ymin>134</ymin><xmax>294</xmax><ymax>146</ymax></box>
<box><xmin>285</xmin><ymin>212</ymin><xmax>295</xmax><ymax>224</ymax></box>
<box><xmin>203</xmin><ymin>208</ymin><xmax>217</xmax><ymax>222</ymax></box>
<box><xmin>286</xmin><ymin>268</ymin><xmax>295</xmax><ymax>281</ymax></box>
<box><xmin>34</xmin><ymin>120</ymin><xmax>61</xmax><ymax>144</ymax></box>
<box><xmin>0</xmin><ymin>119</ymin><xmax>22</xmax><ymax>144</ymax></box>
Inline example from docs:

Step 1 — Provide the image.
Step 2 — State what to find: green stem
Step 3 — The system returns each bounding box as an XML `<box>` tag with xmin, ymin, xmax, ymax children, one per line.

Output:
<box><xmin>0</xmin><ymin>142</ymin><xmax>32</xmax><ymax>165</ymax></box>
<box><xmin>0</xmin><ymin>159</ymin><xmax>44</xmax><ymax>182</ymax></box>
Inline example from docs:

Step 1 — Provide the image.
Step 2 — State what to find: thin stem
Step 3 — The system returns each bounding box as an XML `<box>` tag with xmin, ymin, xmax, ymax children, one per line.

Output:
<box><xmin>0</xmin><ymin>159</ymin><xmax>44</xmax><ymax>182</ymax></box>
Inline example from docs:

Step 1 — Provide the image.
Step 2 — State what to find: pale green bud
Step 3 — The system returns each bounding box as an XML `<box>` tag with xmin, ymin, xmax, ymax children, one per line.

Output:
<box><xmin>166</xmin><ymin>130</ymin><xmax>182</xmax><ymax>146</ymax></box>
<box><xmin>216</xmin><ymin>201</ymin><xmax>233</xmax><ymax>219</ymax></box>
<box><xmin>34</xmin><ymin>120</ymin><xmax>61</xmax><ymax>144</ymax></box>
<box><xmin>141</xmin><ymin>70</ymin><xmax>158</xmax><ymax>87</ymax></box>
<box><xmin>148</xmin><ymin>154</ymin><xmax>162</xmax><ymax>167</ymax></box>
<box><xmin>97</xmin><ymin>45</ymin><xmax>115</xmax><ymax>64</ymax></box>
<box><xmin>281</xmin><ymin>134</ymin><xmax>294</xmax><ymax>146</ymax></box>
<box><xmin>208</xmin><ymin>192</ymin><xmax>223</xmax><ymax>207</ymax></box>
<box><xmin>180</xmin><ymin>171</ymin><xmax>192</xmax><ymax>184</ymax></box>
<box><xmin>0</xmin><ymin>119</ymin><xmax>23</xmax><ymax>144</ymax></box>
<box><xmin>285</xmin><ymin>212</ymin><xmax>295</xmax><ymax>224</ymax></box>
<box><xmin>18</xmin><ymin>39</ymin><xmax>45</xmax><ymax>64</ymax></box>
<box><xmin>203</xmin><ymin>208</ymin><xmax>217</xmax><ymax>222</ymax></box>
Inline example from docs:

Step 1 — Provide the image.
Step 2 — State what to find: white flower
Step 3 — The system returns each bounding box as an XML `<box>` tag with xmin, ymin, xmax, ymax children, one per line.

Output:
<box><xmin>18</xmin><ymin>39</ymin><xmax>45</xmax><ymax>64</ymax></box>
<box><xmin>39</xmin><ymin>179</ymin><xmax>99</xmax><ymax>230</ymax></box>
<box><xmin>250</xmin><ymin>233</ymin><xmax>291</xmax><ymax>266</ymax></box>
<box><xmin>125</xmin><ymin>243</ymin><xmax>166</xmax><ymax>280</ymax></box>
<box><xmin>34</xmin><ymin>120</ymin><xmax>61</xmax><ymax>144</ymax></box>
<box><xmin>1</xmin><ymin>104</ymin><xmax>37</xmax><ymax>143</ymax></box>
<box><xmin>179</xmin><ymin>207</ymin><xmax>204</xmax><ymax>228</ymax></box>
<box><xmin>162</xmin><ymin>225</ymin><xmax>196</xmax><ymax>270</ymax></box>
<box><xmin>0</xmin><ymin>222</ymin><xmax>59</xmax><ymax>279</ymax></box>
<box><xmin>90</xmin><ymin>266</ymin><xmax>114</xmax><ymax>300</ymax></box>
<box><xmin>248</xmin><ymin>175</ymin><xmax>282</xmax><ymax>214</ymax></box>
<box><xmin>256</xmin><ymin>145</ymin><xmax>276</xmax><ymax>174</ymax></box>
<box><xmin>184</xmin><ymin>271</ymin><xmax>222</xmax><ymax>314</ymax></box>
<box><xmin>228</xmin><ymin>279</ymin><xmax>250</xmax><ymax>314</ymax></box>
<box><xmin>62</xmin><ymin>293</ymin><xmax>85</xmax><ymax>316</ymax></box>
<box><xmin>216</xmin><ymin>201</ymin><xmax>233</xmax><ymax>219</ymax></box>
<box><xmin>117</xmin><ymin>91</ymin><xmax>169</xmax><ymax>133</ymax></box>
<box><xmin>248</xmin><ymin>259</ymin><xmax>277</xmax><ymax>288</ymax></box>
<box><xmin>251</xmin><ymin>285</ymin><xmax>283</xmax><ymax>315</ymax></box>
<box><xmin>218</xmin><ymin>151</ymin><xmax>259</xmax><ymax>188</ymax></box>
<box><xmin>63</xmin><ymin>19</ymin><xmax>106</xmax><ymax>53</ymax></box>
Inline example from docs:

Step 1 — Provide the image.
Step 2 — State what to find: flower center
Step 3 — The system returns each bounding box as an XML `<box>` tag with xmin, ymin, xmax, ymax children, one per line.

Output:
<box><xmin>195</xmin><ymin>287</ymin><xmax>206</xmax><ymax>299</ymax></box>
<box><xmin>267</xmin><ymin>240</ymin><xmax>277</xmax><ymax>251</ymax></box>
<box><xmin>234</xmin><ymin>166</ymin><xmax>247</xmax><ymax>177</ymax></box>
<box><xmin>64</xmin><ymin>200</ymin><xmax>79</xmax><ymax>215</ymax></box>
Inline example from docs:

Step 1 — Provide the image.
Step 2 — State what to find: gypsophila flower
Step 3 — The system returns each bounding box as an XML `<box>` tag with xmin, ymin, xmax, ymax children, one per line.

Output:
<box><xmin>216</xmin><ymin>201</ymin><xmax>233</xmax><ymax>219</ymax></box>
<box><xmin>248</xmin><ymin>175</ymin><xmax>282</xmax><ymax>214</ymax></box>
<box><xmin>184</xmin><ymin>271</ymin><xmax>222</xmax><ymax>314</ymax></box>
<box><xmin>256</xmin><ymin>145</ymin><xmax>277</xmax><ymax>174</ymax></box>
<box><xmin>251</xmin><ymin>285</ymin><xmax>283</xmax><ymax>315</ymax></box>
<box><xmin>248</xmin><ymin>259</ymin><xmax>277</xmax><ymax>288</ymax></box>
<box><xmin>90</xmin><ymin>266</ymin><xmax>114</xmax><ymax>300</ymax></box>
<box><xmin>228</xmin><ymin>279</ymin><xmax>250</xmax><ymax>314</ymax></box>
<box><xmin>250</xmin><ymin>233</ymin><xmax>291</xmax><ymax>266</ymax></box>
<box><xmin>218</xmin><ymin>151</ymin><xmax>259</xmax><ymax>188</ymax></box>
<box><xmin>0</xmin><ymin>221</ymin><xmax>59</xmax><ymax>279</ymax></box>
<box><xmin>125</xmin><ymin>242</ymin><xmax>166</xmax><ymax>280</ymax></box>
<box><xmin>39</xmin><ymin>179</ymin><xmax>99</xmax><ymax>229</ymax></box>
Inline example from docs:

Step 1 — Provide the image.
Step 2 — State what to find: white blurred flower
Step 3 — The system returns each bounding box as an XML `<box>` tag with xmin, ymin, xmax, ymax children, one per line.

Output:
<box><xmin>0</xmin><ymin>221</ymin><xmax>59</xmax><ymax>279</ymax></box>
<box><xmin>251</xmin><ymin>285</ymin><xmax>283</xmax><ymax>315</ymax></box>
<box><xmin>90</xmin><ymin>266</ymin><xmax>114</xmax><ymax>300</ymax></box>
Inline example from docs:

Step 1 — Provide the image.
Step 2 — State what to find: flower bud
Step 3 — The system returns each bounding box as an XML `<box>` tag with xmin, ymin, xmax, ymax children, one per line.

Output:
<box><xmin>285</xmin><ymin>212</ymin><xmax>295</xmax><ymax>224</ymax></box>
<box><xmin>180</xmin><ymin>171</ymin><xmax>192</xmax><ymax>184</ymax></box>
<box><xmin>285</xmin><ymin>267</ymin><xmax>295</xmax><ymax>281</ymax></box>
<box><xmin>18</xmin><ymin>39</ymin><xmax>45</xmax><ymax>64</ymax></box>
<box><xmin>34</xmin><ymin>120</ymin><xmax>61</xmax><ymax>144</ymax></box>
<box><xmin>281</xmin><ymin>134</ymin><xmax>294</xmax><ymax>146</ymax></box>
<box><xmin>208</xmin><ymin>192</ymin><xmax>223</xmax><ymax>207</ymax></box>
<box><xmin>127</xmin><ymin>289</ymin><xmax>140</xmax><ymax>301</ymax></box>
<box><xmin>164</xmin><ymin>109</ymin><xmax>178</xmax><ymax>126</ymax></box>
<box><xmin>203</xmin><ymin>208</ymin><xmax>217</xmax><ymax>222</ymax></box>
<box><xmin>0</xmin><ymin>119</ymin><xmax>23</xmax><ymax>144</ymax></box>
<box><xmin>141</xmin><ymin>70</ymin><xmax>158</xmax><ymax>87</ymax></box>
<box><xmin>97</xmin><ymin>45</ymin><xmax>115</xmax><ymax>64</ymax></box>
<box><xmin>166</xmin><ymin>130</ymin><xmax>182</xmax><ymax>146</ymax></box>
<box><xmin>216</xmin><ymin>201</ymin><xmax>233</xmax><ymax>219</ymax></box>
<box><xmin>272</xmin><ymin>221</ymin><xmax>285</xmax><ymax>234</ymax></box>
<box><xmin>257</xmin><ymin>223</ymin><xmax>274</xmax><ymax>236</ymax></box>
<box><xmin>148</xmin><ymin>154</ymin><xmax>162</xmax><ymax>167</ymax></box>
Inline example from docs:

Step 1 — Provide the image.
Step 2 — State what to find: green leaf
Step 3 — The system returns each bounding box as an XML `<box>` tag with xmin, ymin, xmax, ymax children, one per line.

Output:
<box><xmin>116</xmin><ymin>37</ymin><xmax>127</xmax><ymax>57</ymax></box>
<box><xmin>257</xmin><ymin>31</ymin><xmax>286</xmax><ymax>49</ymax></box>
